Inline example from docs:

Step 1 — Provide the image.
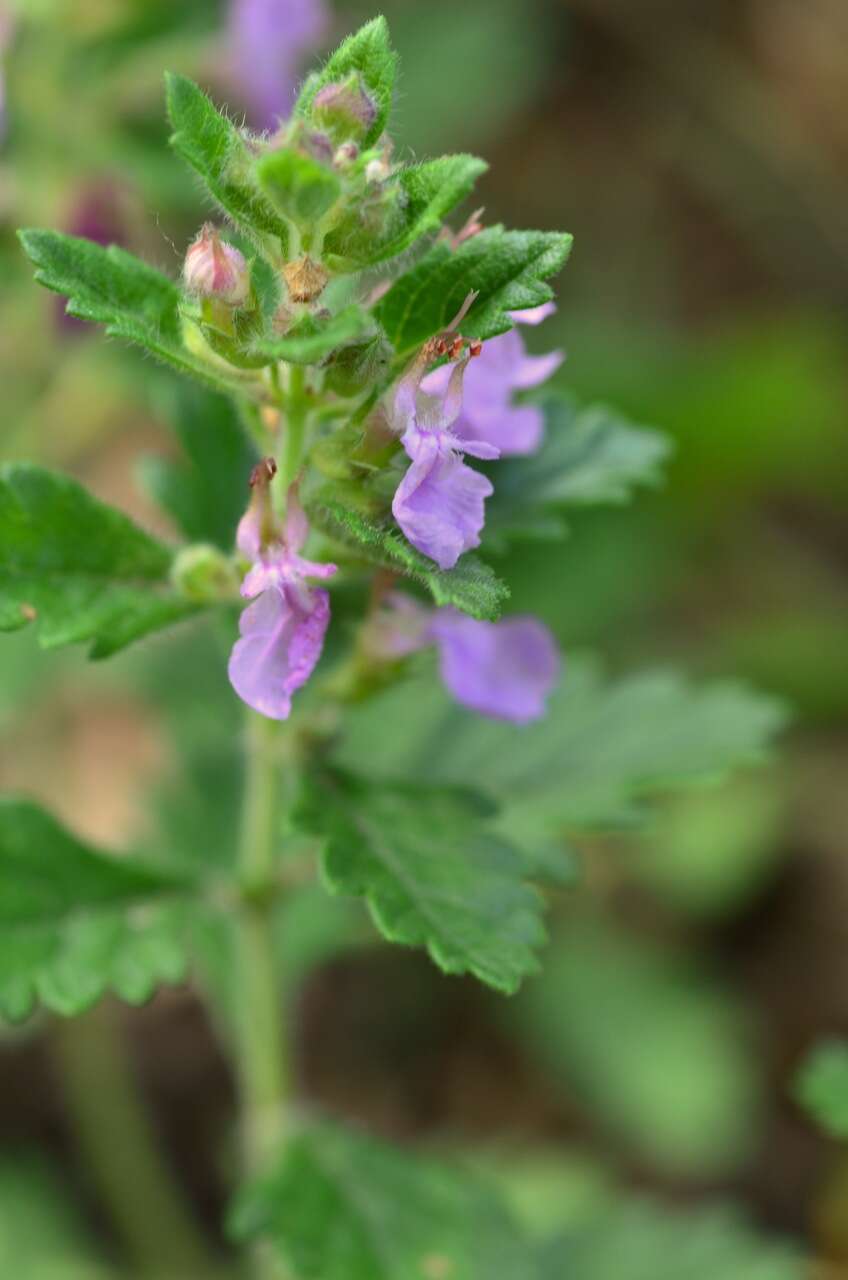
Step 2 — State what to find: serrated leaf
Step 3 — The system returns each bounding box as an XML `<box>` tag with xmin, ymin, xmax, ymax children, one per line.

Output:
<box><xmin>795</xmin><ymin>1039</ymin><xmax>848</xmax><ymax>1138</ymax></box>
<box><xmin>0</xmin><ymin>799</ymin><xmax>191</xmax><ymax>1020</ymax></box>
<box><xmin>252</xmin><ymin>305</ymin><xmax>373</xmax><ymax>365</ymax></box>
<box><xmin>257</xmin><ymin>147</ymin><xmax>342</xmax><ymax>226</ymax></box>
<box><xmin>324</xmin><ymin>154</ymin><xmax>488</xmax><ymax>271</ymax></box>
<box><xmin>165</xmin><ymin>73</ymin><xmax>290</xmax><ymax>249</ymax></box>
<box><xmin>484</xmin><ymin>395</ymin><xmax>671</xmax><ymax>550</ymax></box>
<box><xmin>140</xmin><ymin>381</ymin><xmax>257</xmax><ymax>549</ymax></box>
<box><xmin>375</xmin><ymin>226</ymin><xmax>573</xmax><ymax>357</ymax></box>
<box><xmin>307</xmin><ymin>492</ymin><xmax>508</xmax><ymax>620</ymax></box>
<box><xmin>334</xmin><ymin>658</ymin><xmax>788</xmax><ymax>871</ymax></box>
<box><xmin>296</xmin><ymin>17</ymin><xmax>397</xmax><ymax>147</ymax></box>
<box><xmin>298</xmin><ymin>769</ymin><xmax>544</xmax><ymax>994</ymax></box>
<box><xmin>18</xmin><ymin>229</ymin><xmax>252</xmax><ymax>395</ymax></box>
<box><xmin>230</xmin><ymin>1120</ymin><xmax>539</xmax><ymax>1280</ymax></box>
<box><xmin>0</xmin><ymin>463</ymin><xmax>199</xmax><ymax>658</ymax></box>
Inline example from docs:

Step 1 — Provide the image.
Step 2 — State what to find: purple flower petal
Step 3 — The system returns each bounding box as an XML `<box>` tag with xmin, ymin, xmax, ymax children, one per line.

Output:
<box><xmin>421</xmin><ymin>309</ymin><xmax>563</xmax><ymax>458</ymax></box>
<box><xmin>228</xmin><ymin>582</ymin><xmax>330</xmax><ymax>719</ymax></box>
<box><xmin>508</xmin><ymin>301</ymin><xmax>557</xmax><ymax>325</ymax></box>
<box><xmin>430</xmin><ymin>611</ymin><xmax>561</xmax><ymax>723</ymax></box>
<box><xmin>392</xmin><ymin>432</ymin><xmax>493</xmax><ymax>571</ymax></box>
<box><xmin>228</xmin><ymin>0</ymin><xmax>330</xmax><ymax>130</ymax></box>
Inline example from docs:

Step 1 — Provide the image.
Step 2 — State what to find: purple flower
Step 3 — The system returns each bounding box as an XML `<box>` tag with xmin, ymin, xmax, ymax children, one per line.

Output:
<box><xmin>228</xmin><ymin>0</ymin><xmax>330</xmax><ymax>131</ymax></box>
<box><xmin>421</xmin><ymin>303</ymin><xmax>563</xmax><ymax>457</ymax></box>
<box><xmin>389</xmin><ymin>332</ymin><xmax>497</xmax><ymax>571</ymax></box>
<box><xmin>366</xmin><ymin>593</ymin><xmax>560</xmax><ymax>724</ymax></box>
<box><xmin>228</xmin><ymin>462</ymin><xmax>336</xmax><ymax>720</ymax></box>
<box><xmin>431</xmin><ymin>609</ymin><xmax>560</xmax><ymax>723</ymax></box>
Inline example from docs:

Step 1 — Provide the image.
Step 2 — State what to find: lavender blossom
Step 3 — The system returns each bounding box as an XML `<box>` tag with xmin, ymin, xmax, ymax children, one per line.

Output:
<box><xmin>389</xmin><ymin>339</ymin><xmax>496</xmax><ymax>571</ymax></box>
<box><xmin>228</xmin><ymin>0</ymin><xmax>330</xmax><ymax>131</ymax></box>
<box><xmin>367</xmin><ymin>594</ymin><xmax>560</xmax><ymax>724</ymax></box>
<box><xmin>421</xmin><ymin>303</ymin><xmax>563</xmax><ymax>456</ymax></box>
<box><xmin>228</xmin><ymin>462</ymin><xmax>336</xmax><ymax>720</ymax></box>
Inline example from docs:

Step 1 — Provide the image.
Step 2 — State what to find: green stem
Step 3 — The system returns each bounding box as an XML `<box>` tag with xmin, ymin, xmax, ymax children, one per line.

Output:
<box><xmin>281</xmin><ymin>364</ymin><xmax>307</xmax><ymax>490</ymax></box>
<box><xmin>54</xmin><ymin>1003</ymin><xmax>215</xmax><ymax>1279</ymax></box>
<box><xmin>234</xmin><ymin>712</ymin><xmax>292</xmax><ymax>1279</ymax></box>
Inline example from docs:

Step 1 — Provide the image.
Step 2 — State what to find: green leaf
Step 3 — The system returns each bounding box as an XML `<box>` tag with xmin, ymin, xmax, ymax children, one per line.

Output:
<box><xmin>296</xmin><ymin>17</ymin><xmax>397</xmax><ymax>147</ymax></box>
<box><xmin>230</xmin><ymin>1120</ymin><xmax>539</xmax><ymax>1279</ymax></box>
<box><xmin>484</xmin><ymin>395</ymin><xmax>671</xmax><ymax>550</ymax></box>
<box><xmin>0</xmin><ymin>799</ymin><xmax>191</xmax><ymax>1020</ymax></box>
<box><xmin>257</xmin><ymin>147</ymin><xmax>342</xmax><ymax>226</ymax></box>
<box><xmin>18</xmin><ymin>229</ymin><xmax>251</xmax><ymax>395</ymax></box>
<box><xmin>0</xmin><ymin>463</ymin><xmax>198</xmax><ymax>658</ymax></box>
<box><xmin>307</xmin><ymin>493</ymin><xmax>509</xmax><ymax>620</ymax></box>
<box><xmin>324</xmin><ymin>154</ymin><xmax>488</xmax><ymax>270</ymax></box>
<box><xmin>375</xmin><ymin>226</ymin><xmax>573</xmax><ymax>356</ymax></box>
<box><xmin>252</xmin><ymin>305</ymin><xmax>373</xmax><ymax>365</ymax></box>
<box><xmin>334</xmin><ymin>658</ymin><xmax>788</xmax><ymax>869</ymax></box>
<box><xmin>517</xmin><ymin>922</ymin><xmax>759</xmax><ymax>1176</ymax></box>
<box><xmin>298</xmin><ymin>769</ymin><xmax>544</xmax><ymax>994</ymax></box>
<box><xmin>165</xmin><ymin>73</ymin><xmax>290</xmax><ymax>248</ymax></box>
<box><xmin>140</xmin><ymin>381</ymin><xmax>257</xmax><ymax>550</ymax></box>
<box><xmin>795</xmin><ymin>1039</ymin><xmax>848</xmax><ymax>1139</ymax></box>
<box><xmin>549</xmin><ymin>1199</ymin><xmax>802</xmax><ymax>1280</ymax></box>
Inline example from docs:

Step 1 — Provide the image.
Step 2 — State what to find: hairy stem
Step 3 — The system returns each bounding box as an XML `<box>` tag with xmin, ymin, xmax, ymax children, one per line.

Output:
<box><xmin>281</xmin><ymin>364</ymin><xmax>308</xmax><ymax>490</ymax></box>
<box><xmin>235</xmin><ymin>711</ymin><xmax>292</xmax><ymax>1279</ymax></box>
<box><xmin>54</xmin><ymin>1003</ymin><xmax>214</xmax><ymax>1279</ymax></box>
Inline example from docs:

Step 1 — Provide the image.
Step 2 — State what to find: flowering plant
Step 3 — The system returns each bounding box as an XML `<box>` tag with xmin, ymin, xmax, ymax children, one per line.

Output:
<box><xmin>1</xmin><ymin>16</ymin><xmax>790</xmax><ymax>1277</ymax></box>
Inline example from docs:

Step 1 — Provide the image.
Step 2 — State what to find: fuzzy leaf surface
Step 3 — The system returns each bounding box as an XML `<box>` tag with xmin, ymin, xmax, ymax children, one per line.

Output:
<box><xmin>18</xmin><ymin>229</ymin><xmax>252</xmax><ymax>394</ymax></box>
<box><xmin>375</xmin><ymin>226</ymin><xmax>572</xmax><ymax>356</ymax></box>
<box><xmin>308</xmin><ymin>493</ymin><xmax>508</xmax><ymax>620</ymax></box>
<box><xmin>298</xmin><ymin>770</ymin><xmax>545</xmax><ymax>994</ymax></box>
<box><xmin>166</xmin><ymin>73</ymin><xmax>290</xmax><ymax>246</ymax></box>
<box><xmin>252</xmin><ymin>306</ymin><xmax>373</xmax><ymax>364</ymax></box>
<box><xmin>325</xmin><ymin>155</ymin><xmax>488</xmax><ymax>271</ymax></box>
<box><xmin>0</xmin><ymin>800</ymin><xmax>191</xmax><ymax>1021</ymax></box>
<box><xmin>0</xmin><ymin>464</ymin><xmax>198</xmax><ymax>658</ymax></box>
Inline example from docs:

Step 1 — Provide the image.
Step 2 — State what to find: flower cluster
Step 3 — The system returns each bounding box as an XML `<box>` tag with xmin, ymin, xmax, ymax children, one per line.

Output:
<box><xmin>171</xmin><ymin>16</ymin><xmax>568</xmax><ymax>728</ymax></box>
<box><xmin>223</xmin><ymin>287</ymin><xmax>563</xmax><ymax>725</ymax></box>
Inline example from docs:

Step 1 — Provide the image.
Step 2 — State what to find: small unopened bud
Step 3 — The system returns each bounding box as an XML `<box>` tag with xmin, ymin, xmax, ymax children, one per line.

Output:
<box><xmin>183</xmin><ymin>225</ymin><xmax>250</xmax><ymax>307</ymax></box>
<box><xmin>334</xmin><ymin>141</ymin><xmax>359</xmax><ymax>168</ymax></box>
<box><xmin>468</xmin><ymin>339</ymin><xmax>483</xmax><ymax>358</ymax></box>
<box><xmin>313</xmin><ymin>75</ymin><xmax>377</xmax><ymax>140</ymax></box>
<box><xmin>283</xmin><ymin>255</ymin><xmax>329</xmax><ymax>304</ymax></box>
<box><xmin>365</xmin><ymin>156</ymin><xmax>391</xmax><ymax>184</ymax></box>
<box><xmin>171</xmin><ymin>544</ymin><xmax>239</xmax><ymax>603</ymax></box>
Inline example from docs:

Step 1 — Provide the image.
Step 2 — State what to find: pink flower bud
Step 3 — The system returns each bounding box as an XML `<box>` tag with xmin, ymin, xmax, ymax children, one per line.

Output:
<box><xmin>183</xmin><ymin>225</ymin><xmax>250</xmax><ymax>307</ymax></box>
<box><xmin>313</xmin><ymin>75</ymin><xmax>377</xmax><ymax>140</ymax></box>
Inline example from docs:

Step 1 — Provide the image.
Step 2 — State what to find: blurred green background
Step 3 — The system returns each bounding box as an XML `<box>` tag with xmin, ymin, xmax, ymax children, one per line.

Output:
<box><xmin>1</xmin><ymin>0</ymin><xmax>847</xmax><ymax>1275</ymax></box>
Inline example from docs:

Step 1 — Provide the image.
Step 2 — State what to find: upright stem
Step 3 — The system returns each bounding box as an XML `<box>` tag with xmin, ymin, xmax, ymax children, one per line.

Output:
<box><xmin>234</xmin><ymin>711</ymin><xmax>292</xmax><ymax>1279</ymax></box>
<box><xmin>54</xmin><ymin>1003</ymin><xmax>214</xmax><ymax>1279</ymax></box>
<box><xmin>281</xmin><ymin>364</ymin><xmax>307</xmax><ymax>490</ymax></box>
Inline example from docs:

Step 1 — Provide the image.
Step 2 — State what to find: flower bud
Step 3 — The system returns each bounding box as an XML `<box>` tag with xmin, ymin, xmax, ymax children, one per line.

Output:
<box><xmin>365</xmin><ymin>155</ymin><xmax>391</xmax><ymax>184</ymax></box>
<box><xmin>183</xmin><ymin>225</ymin><xmax>250</xmax><ymax>307</ymax></box>
<box><xmin>282</xmin><ymin>254</ymin><xmax>329</xmax><ymax>304</ymax></box>
<box><xmin>334</xmin><ymin>141</ymin><xmax>359</xmax><ymax>168</ymax></box>
<box><xmin>171</xmin><ymin>544</ymin><xmax>239</xmax><ymax>603</ymax></box>
<box><xmin>313</xmin><ymin>75</ymin><xmax>377</xmax><ymax>141</ymax></box>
